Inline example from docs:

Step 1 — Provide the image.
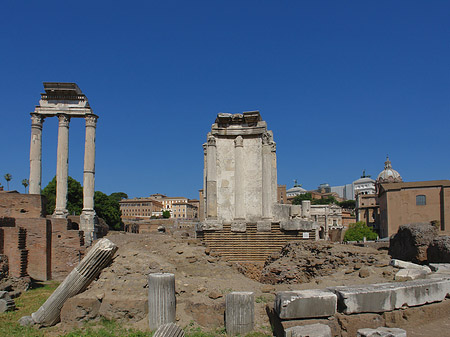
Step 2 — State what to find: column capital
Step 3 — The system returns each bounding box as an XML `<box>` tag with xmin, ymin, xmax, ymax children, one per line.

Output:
<box><xmin>262</xmin><ymin>131</ymin><xmax>272</xmax><ymax>145</ymax></box>
<box><xmin>207</xmin><ymin>134</ymin><xmax>216</xmax><ymax>146</ymax></box>
<box><xmin>30</xmin><ymin>113</ymin><xmax>45</xmax><ymax>128</ymax></box>
<box><xmin>85</xmin><ymin>114</ymin><xmax>98</xmax><ymax>127</ymax></box>
<box><xmin>57</xmin><ymin>114</ymin><xmax>70</xmax><ymax>127</ymax></box>
<box><xmin>234</xmin><ymin>135</ymin><xmax>243</xmax><ymax>148</ymax></box>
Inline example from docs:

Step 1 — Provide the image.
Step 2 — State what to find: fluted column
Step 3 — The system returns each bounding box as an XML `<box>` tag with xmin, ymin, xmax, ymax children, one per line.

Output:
<box><xmin>234</xmin><ymin>136</ymin><xmax>245</xmax><ymax>219</ymax></box>
<box><xmin>80</xmin><ymin>115</ymin><xmax>98</xmax><ymax>245</ymax></box>
<box><xmin>53</xmin><ymin>114</ymin><xmax>70</xmax><ymax>218</ymax></box>
<box><xmin>29</xmin><ymin>114</ymin><xmax>44</xmax><ymax>194</ymax></box>
<box><xmin>261</xmin><ymin>132</ymin><xmax>272</xmax><ymax>219</ymax></box>
<box><xmin>206</xmin><ymin>134</ymin><xmax>217</xmax><ymax>219</ymax></box>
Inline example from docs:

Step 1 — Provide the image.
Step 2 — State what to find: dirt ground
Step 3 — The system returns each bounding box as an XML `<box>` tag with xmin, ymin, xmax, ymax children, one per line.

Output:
<box><xmin>53</xmin><ymin>231</ymin><xmax>450</xmax><ymax>336</ymax></box>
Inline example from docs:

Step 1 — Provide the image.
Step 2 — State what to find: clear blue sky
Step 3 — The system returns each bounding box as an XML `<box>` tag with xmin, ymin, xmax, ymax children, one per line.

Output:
<box><xmin>1</xmin><ymin>1</ymin><xmax>449</xmax><ymax>199</ymax></box>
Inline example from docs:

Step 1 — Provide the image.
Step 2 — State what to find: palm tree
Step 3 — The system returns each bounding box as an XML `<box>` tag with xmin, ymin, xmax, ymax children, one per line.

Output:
<box><xmin>4</xmin><ymin>173</ymin><xmax>12</xmax><ymax>191</ymax></box>
<box><xmin>22</xmin><ymin>179</ymin><xmax>29</xmax><ymax>193</ymax></box>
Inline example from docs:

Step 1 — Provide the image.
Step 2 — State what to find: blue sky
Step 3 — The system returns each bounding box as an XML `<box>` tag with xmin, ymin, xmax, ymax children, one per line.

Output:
<box><xmin>1</xmin><ymin>1</ymin><xmax>449</xmax><ymax>199</ymax></box>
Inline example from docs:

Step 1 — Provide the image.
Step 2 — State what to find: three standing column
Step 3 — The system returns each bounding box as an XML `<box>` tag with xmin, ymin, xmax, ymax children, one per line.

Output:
<box><xmin>54</xmin><ymin>114</ymin><xmax>70</xmax><ymax>218</ymax></box>
<box><xmin>29</xmin><ymin>114</ymin><xmax>44</xmax><ymax>194</ymax></box>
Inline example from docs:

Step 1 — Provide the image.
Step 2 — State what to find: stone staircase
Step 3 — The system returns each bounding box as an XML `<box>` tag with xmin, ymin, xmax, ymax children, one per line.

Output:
<box><xmin>198</xmin><ymin>223</ymin><xmax>315</xmax><ymax>263</ymax></box>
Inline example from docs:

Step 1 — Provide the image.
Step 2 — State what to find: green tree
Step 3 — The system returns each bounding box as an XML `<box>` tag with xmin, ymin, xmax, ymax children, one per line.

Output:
<box><xmin>4</xmin><ymin>173</ymin><xmax>12</xmax><ymax>191</ymax></box>
<box><xmin>291</xmin><ymin>192</ymin><xmax>313</xmax><ymax>205</ymax></box>
<box><xmin>42</xmin><ymin>176</ymin><xmax>83</xmax><ymax>215</ymax></box>
<box><xmin>313</xmin><ymin>196</ymin><xmax>337</xmax><ymax>205</ymax></box>
<box><xmin>343</xmin><ymin>221</ymin><xmax>378</xmax><ymax>242</ymax></box>
<box><xmin>338</xmin><ymin>200</ymin><xmax>356</xmax><ymax>209</ymax></box>
<box><xmin>94</xmin><ymin>191</ymin><xmax>126</xmax><ymax>230</ymax></box>
<box><xmin>162</xmin><ymin>210</ymin><xmax>171</xmax><ymax>218</ymax></box>
<box><xmin>22</xmin><ymin>179</ymin><xmax>29</xmax><ymax>193</ymax></box>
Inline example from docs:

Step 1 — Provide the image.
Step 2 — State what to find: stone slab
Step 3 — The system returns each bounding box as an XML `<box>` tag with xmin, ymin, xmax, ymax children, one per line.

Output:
<box><xmin>331</xmin><ymin>278</ymin><xmax>450</xmax><ymax>314</ymax></box>
<box><xmin>394</xmin><ymin>268</ymin><xmax>428</xmax><ymax>281</ymax></box>
<box><xmin>285</xmin><ymin>323</ymin><xmax>332</xmax><ymax>337</ymax></box>
<box><xmin>197</xmin><ymin>220</ymin><xmax>223</xmax><ymax>231</ymax></box>
<box><xmin>257</xmin><ymin>221</ymin><xmax>271</xmax><ymax>232</ymax></box>
<box><xmin>275</xmin><ymin>289</ymin><xmax>337</xmax><ymax>319</ymax></box>
<box><xmin>429</xmin><ymin>263</ymin><xmax>450</xmax><ymax>274</ymax></box>
<box><xmin>357</xmin><ymin>327</ymin><xmax>407</xmax><ymax>337</ymax></box>
<box><xmin>231</xmin><ymin>222</ymin><xmax>246</xmax><ymax>232</ymax></box>
<box><xmin>390</xmin><ymin>259</ymin><xmax>431</xmax><ymax>273</ymax></box>
<box><xmin>280</xmin><ymin>219</ymin><xmax>317</xmax><ymax>231</ymax></box>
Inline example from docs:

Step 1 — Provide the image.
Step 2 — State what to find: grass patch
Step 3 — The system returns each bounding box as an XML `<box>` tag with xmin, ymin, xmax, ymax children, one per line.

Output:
<box><xmin>0</xmin><ymin>280</ymin><xmax>59</xmax><ymax>337</ymax></box>
<box><xmin>0</xmin><ymin>282</ymin><xmax>272</xmax><ymax>336</ymax></box>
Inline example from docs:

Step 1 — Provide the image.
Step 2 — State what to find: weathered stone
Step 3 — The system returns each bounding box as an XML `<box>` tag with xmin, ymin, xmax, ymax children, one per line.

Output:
<box><xmin>394</xmin><ymin>268</ymin><xmax>428</xmax><ymax>281</ymax></box>
<box><xmin>427</xmin><ymin>236</ymin><xmax>450</xmax><ymax>263</ymax></box>
<box><xmin>389</xmin><ymin>223</ymin><xmax>437</xmax><ymax>263</ymax></box>
<box><xmin>19</xmin><ymin>238</ymin><xmax>117</xmax><ymax>327</ymax></box>
<box><xmin>274</xmin><ymin>289</ymin><xmax>337</xmax><ymax>319</ymax></box>
<box><xmin>154</xmin><ymin>322</ymin><xmax>185</xmax><ymax>337</ymax></box>
<box><xmin>390</xmin><ymin>259</ymin><xmax>431</xmax><ymax>273</ymax></box>
<box><xmin>357</xmin><ymin>327</ymin><xmax>407</xmax><ymax>337</ymax></box>
<box><xmin>331</xmin><ymin>278</ymin><xmax>450</xmax><ymax>314</ymax></box>
<box><xmin>208</xmin><ymin>291</ymin><xmax>223</xmax><ymax>299</ymax></box>
<box><xmin>148</xmin><ymin>273</ymin><xmax>176</xmax><ymax>331</ymax></box>
<box><xmin>280</xmin><ymin>219</ymin><xmax>317</xmax><ymax>231</ymax></box>
<box><xmin>231</xmin><ymin>222</ymin><xmax>246</xmax><ymax>232</ymax></box>
<box><xmin>257</xmin><ymin>220</ymin><xmax>271</xmax><ymax>232</ymax></box>
<box><xmin>359</xmin><ymin>268</ymin><xmax>371</xmax><ymax>278</ymax></box>
<box><xmin>198</xmin><ymin>220</ymin><xmax>223</xmax><ymax>231</ymax></box>
<box><xmin>226</xmin><ymin>292</ymin><xmax>254</xmax><ymax>336</ymax></box>
<box><xmin>429</xmin><ymin>263</ymin><xmax>450</xmax><ymax>274</ymax></box>
<box><xmin>285</xmin><ymin>323</ymin><xmax>332</xmax><ymax>337</ymax></box>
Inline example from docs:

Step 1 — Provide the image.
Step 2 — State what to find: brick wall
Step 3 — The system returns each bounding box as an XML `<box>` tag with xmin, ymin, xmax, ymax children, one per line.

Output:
<box><xmin>50</xmin><ymin>218</ymin><xmax>86</xmax><ymax>281</ymax></box>
<box><xmin>0</xmin><ymin>192</ymin><xmax>45</xmax><ymax>218</ymax></box>
<box><xmin>16</xmin><ymin>218</ymin><xmax>51</xmax><ymax>281</ymax></box>
<box><xmin>3</xmin><ymin>227</ymin><xmax>28</xmax><ymax>278</ymax></box>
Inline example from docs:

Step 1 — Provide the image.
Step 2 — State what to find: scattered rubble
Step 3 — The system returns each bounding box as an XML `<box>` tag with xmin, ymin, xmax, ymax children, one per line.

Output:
<box><xmin>260</xmin><ymin>241</ymin><xmax>392</xmax><ymax>284</ymax></box>
<box><xmin>388</xmin><ymin>223</ymin><xmax>438</xmax><ymax>263</ymax></box>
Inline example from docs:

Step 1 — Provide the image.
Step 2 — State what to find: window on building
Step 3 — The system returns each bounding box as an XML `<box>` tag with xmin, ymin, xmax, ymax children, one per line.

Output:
<box><xmin>416</xmin><ymin>195</ymin><xmax>426</xmax><ymax>206</ymax></box>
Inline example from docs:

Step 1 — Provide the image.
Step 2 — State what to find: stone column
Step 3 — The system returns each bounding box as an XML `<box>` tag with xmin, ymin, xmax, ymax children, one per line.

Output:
<box><xmin>206</xmin><ymin>134</ymin><xmax>217</xmax><ymax>219</ymax></box>
<box><xmin>19</xmin><ymin>238</ymin><xmax>117</xmax><ymax>327</ymax></box>
<box><xmin>148</xmin><ymin>273</ymin><xmax>176</xmax><ymax>331</ymax></box>
<box><xmin>234</xmin><ymin>136</ymin><xmax>245</xmax><ymax>219</ymax></box>
<box><xmin>29</xmin><ymin>114</ymin><xmax>44</xmax><ymax>194</ymax></box>
<box><xmin>261</xmin><ymin>132</ymin><xmax>272</xmax><ymax>219</ymax></box>
<box><xmin>54</xmin><ymin>114</ymin><xmax>70</xmax><ymax>218</ymax></box>
<box><xmin>225</xmin><ymin>292</ymin><xmax>254</xmax><ymax>335</ymax></box>
<box><xmin>80</xmin><ymin>115</ymin><xmax>98</xmax><ymax>245</ymax></box>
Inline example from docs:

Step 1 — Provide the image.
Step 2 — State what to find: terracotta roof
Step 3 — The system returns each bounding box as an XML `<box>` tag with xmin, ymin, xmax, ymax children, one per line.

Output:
<box><xmin>379</xmin><ymin>180</ymin><xmax>450</xmax><ymax>193</ymax></box>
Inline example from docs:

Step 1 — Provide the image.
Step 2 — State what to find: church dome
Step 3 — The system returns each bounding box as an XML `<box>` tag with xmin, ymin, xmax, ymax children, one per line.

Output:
<box><xmin>287</xmin><ymin>180</ymin><xmax>307</xmax><ymax>196</ymax></box>
<box><xmin>377</xmin><ymin>156</ymin><xmax>403</xmax><ymax>183</ymax></box>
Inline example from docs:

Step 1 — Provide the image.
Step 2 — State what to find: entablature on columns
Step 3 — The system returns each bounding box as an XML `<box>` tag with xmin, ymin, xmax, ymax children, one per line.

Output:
<box><xmin>211</xmin><ymin>110</ymin><xmax>267</xmax><ymax>136</ymax></box>
<box><xmin>32</xmin><ymin>82</ymin><xmax>94</xmax><ymax>118</ymax></box>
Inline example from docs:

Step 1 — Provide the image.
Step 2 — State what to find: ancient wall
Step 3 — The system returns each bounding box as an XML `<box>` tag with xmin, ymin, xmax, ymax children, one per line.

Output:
<box><xmin>3</xmin><ymin>227</ymin><xmax>27</xmax><ymax>278</ymax></box>
<box><xmin>15</xmin><ymin>218</ymin><xmax>51</xmax><ymax>281</ymax></box>
<box><xmin>50</xmin><ymin>218</ymin><xmax>86</xmax><ymax>281</ymax></box>
<box><xmin>0</xmin><ymin>192</ymin><xmax>45</xmax><ymax>218</ymax></box>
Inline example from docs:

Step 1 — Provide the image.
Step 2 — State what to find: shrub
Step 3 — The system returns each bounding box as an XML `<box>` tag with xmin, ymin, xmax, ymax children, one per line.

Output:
<box><xmin>343</xmin><ymin>221</ymin><xmax>378</xmax><ymax>242</ymax></box>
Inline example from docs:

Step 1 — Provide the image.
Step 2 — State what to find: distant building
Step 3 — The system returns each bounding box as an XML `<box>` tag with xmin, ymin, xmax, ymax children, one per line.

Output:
<box><xmin>119</xmin><ymin>198</ymin><xmax>163</xmax><ymax>219</ymax></box>
<box><xmin>378</xmin><ymin>180</ymin><xmax>450</xmax><ymax>238</ymax></box>
<box><xmin>331</xmin><ymin>171</ymin><xmax>376</xmax><ymax>200</ymax></box>
<box><xmin>277</xmin><ymin>185</ymin><xmax>287</xmax><ymax>204</ymax></box>
<box><xmin>120</xmin><ymin>194</ymin><xmax>198</xmax><ymax>220</ymax></box>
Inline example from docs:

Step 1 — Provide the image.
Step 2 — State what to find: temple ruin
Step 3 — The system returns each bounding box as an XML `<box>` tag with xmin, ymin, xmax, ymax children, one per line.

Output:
<box><xmin>197</xmin><ymin>111</ymin><xmax>319</xmax><ymax>262</ymax></box>
<box><xmin>29</xmin><ymin>82</ymin><xmax>99</xmax><ymax>244</ymax></box>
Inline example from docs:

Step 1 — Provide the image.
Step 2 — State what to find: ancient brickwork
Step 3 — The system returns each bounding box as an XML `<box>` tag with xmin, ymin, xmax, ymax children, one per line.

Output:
<box><xmin>0</xmin><ymin>192</ymin><xmax>45</xmax><ymax>218</ymax></box>
<box><xmin>51</xmin><ymin>218</ymin><xmax>86</xmax><ymax>281</ymax></box>
<box><xmin>15</xmin><ymin>218</ymin><xmax>51</xmax><ymax>281</ymax></box>
<box><xmin>3</xmin><ymin>227</ymin><xmax>28</xmax><ymax>278</ymax></box>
